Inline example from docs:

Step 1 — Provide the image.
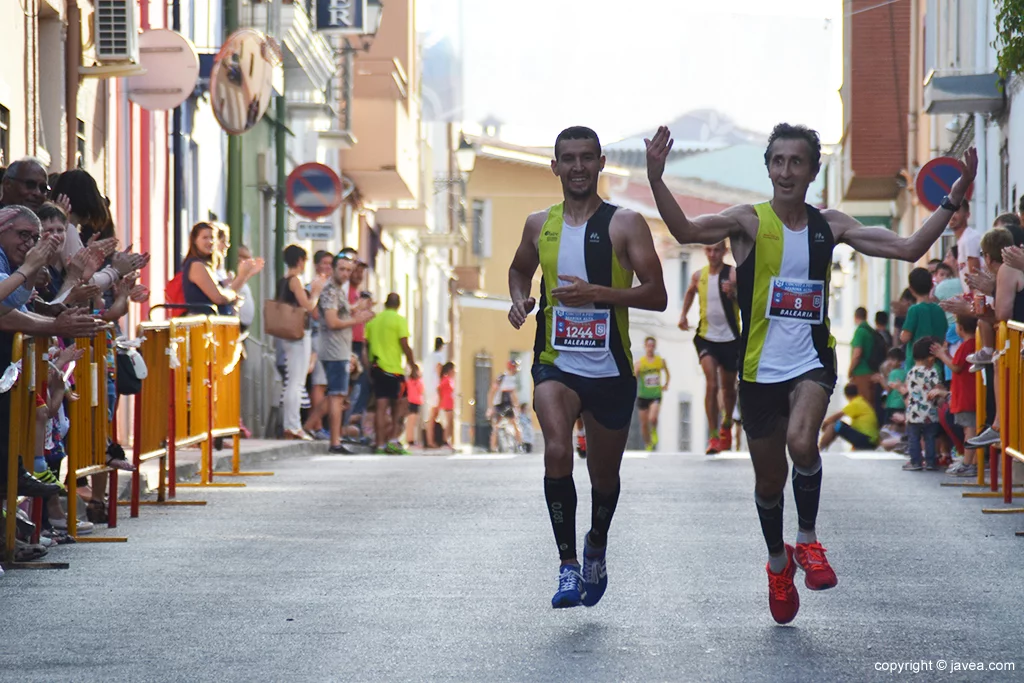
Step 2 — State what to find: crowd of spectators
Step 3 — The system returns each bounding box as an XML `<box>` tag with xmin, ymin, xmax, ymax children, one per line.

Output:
<box><xmin>0</xmin><ymin>158</ymin><xmax>150</xmax><ymax>568</ymax></box>
<box><xmin>823</xmin><ymin>199</ymin><xmax>1024</xmax><ymax>478</ymax></box>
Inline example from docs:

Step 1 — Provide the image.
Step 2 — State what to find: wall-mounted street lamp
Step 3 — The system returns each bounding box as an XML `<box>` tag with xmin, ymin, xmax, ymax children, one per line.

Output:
<box><xmin>831</xmin><ymin>260</ymin><xmax>846</xmax><ymax>292</ymax></box>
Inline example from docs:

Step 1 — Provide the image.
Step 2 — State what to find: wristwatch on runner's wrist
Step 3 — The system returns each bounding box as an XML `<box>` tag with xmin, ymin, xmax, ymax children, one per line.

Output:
<box><xmin>940</xmin><ymin>195</ymin><xmax>961</xmax><ymax>212</ymax></box>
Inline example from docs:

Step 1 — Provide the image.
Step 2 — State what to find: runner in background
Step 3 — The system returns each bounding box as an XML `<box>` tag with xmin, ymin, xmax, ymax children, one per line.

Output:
<box><xmin>680</xmin><ymin>241</ymin><xmax>741</xmax><ymax>454</ymax></box>
<box><xmin>635</xmin><ymin>336</ymin><xmax>669</xmax><ymax>451</ymax></box>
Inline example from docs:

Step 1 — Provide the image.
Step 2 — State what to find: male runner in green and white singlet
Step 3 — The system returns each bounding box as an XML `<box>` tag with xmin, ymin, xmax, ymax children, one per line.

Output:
<box><xmin>647</xmin><ymin>123</ymin><xmax>976</xmax><ymax>625</ymax></box>
<box><xmin>509</xmin><ymin>126</ymin><xmax>667</xmax><ymax>609</ymax></box>
<box><xmin>681</xmin><ymin>241</ymin><xmax>740</xmax><ymax>454</ymax></box>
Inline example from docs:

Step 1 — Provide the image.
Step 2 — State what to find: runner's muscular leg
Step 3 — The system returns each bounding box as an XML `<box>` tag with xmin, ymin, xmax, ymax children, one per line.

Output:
<box><xmin>786</xmin><ymin>380</ymin><xmax>830</xmax><ymax>470</ymax></box>
<box><xmin>648</xmin><ymin>400</ymin><xmax>661</xmax><ymax>430</ymax></box>
<box><xmin>700</xmin><ymin>354</ymin><xmax>721</xmax><ymax>434</ymax></box>
<box><xmin>535</xmin><ymin>380</ymin><xmax>583</xmax><ymax>478</ymax></box>
<box><xmin>748</xmin><ymin>420</ymin><xmax>790</xmax><ymax>499</ymax></box>
<box><xmin>581</xmin><ymin>412</ymin><xmax>628</xmax><ymax>494</ymax></box>
<box><xmin>719</xmin><ymin>369</ymin><xmax>737</xmax><ymax>426</ymax></box>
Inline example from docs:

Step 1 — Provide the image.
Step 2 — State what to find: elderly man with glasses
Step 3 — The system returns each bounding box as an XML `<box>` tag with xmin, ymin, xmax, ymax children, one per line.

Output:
<box><xmin>0</xmin><ymin>158</ymin><xmax>49</xmax><ymax>211</ymax></box>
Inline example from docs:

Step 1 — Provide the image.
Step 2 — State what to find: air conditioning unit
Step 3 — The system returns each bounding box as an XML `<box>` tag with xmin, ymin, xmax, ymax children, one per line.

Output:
<box><xmin>95</xmin><ymin>0</ymin><xmax>139</xmax><ymax>63</ymax></box>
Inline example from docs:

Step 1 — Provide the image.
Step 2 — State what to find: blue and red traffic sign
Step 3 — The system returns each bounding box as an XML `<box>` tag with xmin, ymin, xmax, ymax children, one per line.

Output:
<box><xmin>916</xmin><ymin>156</ymin><xmax>973</xmax><ymax>211</ymax></box>
<box><xmin>285</xmin><ymin>163</ymin><xmax>343</xmax><ymax>219</ymax></box>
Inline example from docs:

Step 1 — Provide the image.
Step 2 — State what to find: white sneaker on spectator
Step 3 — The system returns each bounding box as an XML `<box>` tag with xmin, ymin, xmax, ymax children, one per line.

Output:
<box><xmin>50</xmin><ymin>518</ymin><xmax>94</xmax><ymax>535</ymax></box>
<box><xmin>968</xmin><ymin>349</ymin><xmax>993</xmax><ymax>372</ymax></box>
<box><xmin>946</xmin><ymin>457</ymin><xmax>964</xmax><ymax>473</ymax></box>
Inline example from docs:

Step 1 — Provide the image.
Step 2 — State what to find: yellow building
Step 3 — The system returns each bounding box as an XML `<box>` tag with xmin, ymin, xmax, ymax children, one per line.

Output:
<box><xmin>454</xmin><ymin>138</ymin><xmax>626</xmax><ymax>446</ymax></box>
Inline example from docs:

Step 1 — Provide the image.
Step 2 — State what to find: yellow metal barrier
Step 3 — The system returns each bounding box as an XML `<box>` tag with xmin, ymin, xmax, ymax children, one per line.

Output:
<box><xmin>981</xmin><ymin>321</ymin><xmax>1024</xmax><ymax>517</ymax></box>
<box><xmin>207</xmin><ymin>316</ymin><xmax>272</xmax><ymax>479</ymax></box>
<box><xmin>65</xmin><ymin>333</ymin><xmax>126</xmax><ymax>542</ymax></box>
<box><xmin>174</xmin><ymin>316</ymin><xmax>245</xmax><ymax>489</ymax></box>
<box><xmin>126</xmin><ymin>322</ymin><xmax>207</xmax><ymax>515</ymax></box>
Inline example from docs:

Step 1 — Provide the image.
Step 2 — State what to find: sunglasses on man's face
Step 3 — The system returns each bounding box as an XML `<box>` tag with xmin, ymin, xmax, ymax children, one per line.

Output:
<box><xmin>8</xmin><ymin>177</ymin><xmax>49</xmax><ymax>194</ymax></box>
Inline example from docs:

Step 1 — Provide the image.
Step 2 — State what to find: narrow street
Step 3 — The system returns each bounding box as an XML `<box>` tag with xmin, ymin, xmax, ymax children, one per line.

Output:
<box><xmin>2</xmin><ymin>448</ymin><xmax>1021</xmax><ymax>682</ymax></box>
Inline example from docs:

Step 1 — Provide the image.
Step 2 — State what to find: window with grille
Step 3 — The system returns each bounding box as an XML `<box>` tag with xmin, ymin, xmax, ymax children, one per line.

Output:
<box><xmin>76</xmin><ymin>119</ymin><xmax>86</xmax><ymax>169</ymax></box>
<box><xmin>678</xmin><ymin>398</ymin><xmax>692</xmax><ymax>452</ymax></box>
<box><xmin>0</xmin><ymin>105</ymin><xmax>9</xmax><ymax>168</ymax></box>
<box><xmin>471</xmin><ymin>198</ymin><xmax>491</xmax><ymax>258</ymax></box>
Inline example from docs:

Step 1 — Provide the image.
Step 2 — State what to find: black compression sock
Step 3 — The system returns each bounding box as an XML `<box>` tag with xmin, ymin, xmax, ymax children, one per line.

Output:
<box><xmin>587</xmin><ymin>483</ymin><xmax>621</xmax><ymax>549</ymax></box>
<box><xmin>544</xmin><ymin>476</ymin><xmax>578</xmax><ymax>561</ymax></box>
<box><xmin>755</xmin><ymin>491</ymin><xmax>785</xmax><ymax>557</ymax></box>
<box><xmin>792</xmin><ymin>458</ymin><xmax>822</xmax><ymax>533</ymax></box>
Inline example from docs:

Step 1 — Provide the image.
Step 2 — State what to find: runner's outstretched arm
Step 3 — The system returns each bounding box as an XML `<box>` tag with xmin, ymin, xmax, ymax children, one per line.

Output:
<box><xmin>551</xmin><ymin>211</ymin><xmax>667</xmax><ymax>311</ymax></box>
<box><xmin>508</xmin><ymin>213</ymin><xmax>544</xmax><ymax>330</ymax></box>
<box><xmin>831</xmin><ymin>148</ymin><xmax>978</xmax><ymax>260</ymax></box>
<box><xmin>645</xmin><ymin>125</ymin><xmax>748</xmax><ymax>245</ymax></box>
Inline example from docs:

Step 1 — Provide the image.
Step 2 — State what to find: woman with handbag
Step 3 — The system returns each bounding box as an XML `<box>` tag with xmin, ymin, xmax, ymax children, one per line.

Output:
<box><xmin>272</xmin><ymin>244</ymin><xmax>328</xmax><ymax>440</ymax></box>
<box><xmin>182</xmin><ymin>222</ymin><xmax>264</xmax><ymax>315</ymax></box>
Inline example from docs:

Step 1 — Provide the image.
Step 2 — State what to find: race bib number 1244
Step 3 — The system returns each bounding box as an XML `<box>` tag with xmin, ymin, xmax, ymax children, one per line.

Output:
<box><xmin>765</xmin><ymin>277</ymin><xmax>825</xmax><ymax>324</ymax></box>
<box><xmin>552</xmin><ymin>308</ymin><xmax>611</xmax><ymax>351</ymax></box>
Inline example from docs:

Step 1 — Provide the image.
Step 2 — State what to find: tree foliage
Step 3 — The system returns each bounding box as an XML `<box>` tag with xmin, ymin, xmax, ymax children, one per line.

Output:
<box><xmin>995</xmin><ymin>0</ymin><xmax>1024</xmax><ymax>78</ymax></box>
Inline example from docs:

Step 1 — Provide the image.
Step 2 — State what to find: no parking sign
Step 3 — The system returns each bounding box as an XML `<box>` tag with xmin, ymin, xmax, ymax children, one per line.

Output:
<box><xmin>286</xmin><ymin>163</ymin><xmax>343</xmax><ymax>219</ymax></box>
<box><xmin>915</xmin><ymin>157</ymin><xmax>973</xmax><ymax>211</ymax></box>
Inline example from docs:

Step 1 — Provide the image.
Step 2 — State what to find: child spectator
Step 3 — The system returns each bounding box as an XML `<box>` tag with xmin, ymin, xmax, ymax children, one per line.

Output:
<box><xmin>436</xmin><ymin>362</ymin><xmax>455</xmax><ymax>447</ymax></box>
<box><xmin>900</xmin><ymin>268</ymin><xmax>948</xmax><ymax>375</ymax></box>
<box><xmin>517</xmin><ymin>402</ymin><xmax>534</xmax><ymax>453</ymax></box>
<box><xmin>882</xmin><ymin>347</ymin><xmax>907</xmax><ymax>426</ymax></box>
<box><xmin>930</xmin><ymin>315</ymin><xmax>979</xmax><ymax>476</ymax></box>
<box><xmin>818</xmin><ymin>383</ymin><xmax>879</xmax><ymax>451</ymax></box>
<box><xmin>404</xmin><ymin>365</ymin><xmax>424</xmax><ymax>448</ymax></box>
<box><xmin>38</xmin><ymin>343</ymin><xmax>88</xmax><ymax>536</ymax></box>
<box><xmin>903</xmin><ymin>338</ymin><xmax>945</xmax><ymax>471</ymax></box>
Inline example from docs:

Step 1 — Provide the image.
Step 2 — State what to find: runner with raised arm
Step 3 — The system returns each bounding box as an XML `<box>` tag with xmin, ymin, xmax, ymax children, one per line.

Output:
<box><xmin>509</xmin><ymin>126</ymin><xmax>667</xmax><ymax>609</ymax></box>
<box><xmin>646</xmin><ymin>123</ymin><xmax>976</xmax><ymax>625</ymax></box>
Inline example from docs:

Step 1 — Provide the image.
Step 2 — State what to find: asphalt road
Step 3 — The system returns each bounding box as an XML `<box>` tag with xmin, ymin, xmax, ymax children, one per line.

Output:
<box><xmin>2</xmin><ymin>448</ymin><xmax>1022</xmax><ymax>682</ymax></box>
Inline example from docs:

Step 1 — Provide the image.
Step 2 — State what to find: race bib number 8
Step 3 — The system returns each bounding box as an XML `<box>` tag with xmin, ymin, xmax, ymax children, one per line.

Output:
<box><xmin>552</xmin><ymin>307</ymin><xmax>611</xmax><ymax>351</ymax></box>
<box><xmin>765</xmin><ymin>277</ymin><xmax>825</xmax><ymax>324</ymax></box>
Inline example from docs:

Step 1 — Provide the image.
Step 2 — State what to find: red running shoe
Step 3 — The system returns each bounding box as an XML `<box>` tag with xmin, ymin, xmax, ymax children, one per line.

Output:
<box><xmin>766</xmin><ymin>544</ymin><xmax>800</xmax><ymax>624</ymax></box>
<box><xmin>717</xmin><ymin>427</ymin><xmax>732</xmax><ymax>451</ymax></box>
<box><xmin>794</xmin><ymin>541</ymin><xmax>838</xmax><ymax>590</ymax></box>
<box><xmin>705</xmin><ymin>437</ymin><xmax>721</xmax><ymax>455</ymax></box>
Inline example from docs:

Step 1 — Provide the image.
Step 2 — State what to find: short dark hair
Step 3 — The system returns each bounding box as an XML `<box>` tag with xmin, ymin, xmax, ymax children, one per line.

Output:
<box><xmin>875</xmin><ymin>311</ymin><xmax>889</xmax><ymax>327</ymax></box>
<box><xmin>886</xmin><ymin>346</ymin><xmax>905</xmax><ymax>362</ymax></box>
<box><xmin>900</xmin><ymin>287</ymin><xmax>915</xmax><ymax>302</ymax></box>
<box><xmin>764</xmin><ymin>123</ymin><xmax>821</xmax><ymax>171</ymax></box>
<box><xmin>441</xmin><ymin>361</ymin><xmax>455</xmax><ymax>376</ymax></box>
<box><xmin>554</xmin><ymin>126</ymin><xmax>601</xmax><ymax>158</ymax></box>
<box><xmin>434</xmin><ymin>337</ymin><xmax>445</xmax><ymax>351</ymax></box>
<box><xmin>956</xmin><ymin>314</ymin><xmax>978</xmax><ymax>334</ymax></box>
<box><xmin>908</xmin><ymin>267</ymin><xmax>933</xmax><ymax>296</ymax></box>
<box><xmin>1019</xmin><ymin>195</ymin><xmax>1024</xmax><ymax>213</ymax></box>
<box><xmin>912</xmin><ymin>337</ymin><xmax>934</xmax><ymax>361</ymax></box>
<box><xmin>843</xmin><ymin>383</ymin><xmax>859</xmax><ymax>399</ymax></box>
<box><xmin>385</xmin><ymin>292</ymin><xmax>401</xmax><ymax>309</ymax></box>
<box><xmin>283</xmin><ymin>244</ymin><xmax>307</xmax><ymax>268</ymax></box>
<box><xmin>36</xmin><ymin>201</ymin><xmax>68</xmax><ymax>225</ymax></box>
<box><xmin>854</xmin><ymin>307</ymin><xmax>867</xmax><ymax>321</ymax></box>
<box><xmin>927</xmin><ymin>258</ymin><xmax>943</xmax><ymax>267</ymax></box>
<box><xmin>314</xmin><ymin>249</ymin><xmax>332</xmax><ymax>264</ymax></box>
<box><xmin>935</xmin><ymin>262</ymin><xmax>955</xmax><ymax>277</ymax></box>
<box><xmin>993</xmin><ymin>212</ymin><xmax>1021</xmax><ymax>228</ymax></box>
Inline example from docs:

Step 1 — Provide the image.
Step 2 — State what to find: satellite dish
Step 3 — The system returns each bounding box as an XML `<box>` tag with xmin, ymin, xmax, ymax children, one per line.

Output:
<box><xmin>127</xmin><ymin>29</ymin><xmax>200</xmax><ymax>111</ymax></box>
<box><xmin>209</xmin><ymin>29</ymin><xmax>282</xmax><ymax>135</ymax></box>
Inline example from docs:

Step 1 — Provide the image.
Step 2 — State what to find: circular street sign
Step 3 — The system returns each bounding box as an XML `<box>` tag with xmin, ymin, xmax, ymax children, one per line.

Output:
<box><xmin>915</xmin><ymin>156</ymin><xmax>973</xmax><ymax>211</ymax></box>
<box><xmin>127</xmin><ymin>29</ymin><xmax>200</xmax><ymax>111</ymax></box>
<box><xmin>286</xmin><ymin>163</ymin><xmax>343</xmax><ymax>219</ymax></box>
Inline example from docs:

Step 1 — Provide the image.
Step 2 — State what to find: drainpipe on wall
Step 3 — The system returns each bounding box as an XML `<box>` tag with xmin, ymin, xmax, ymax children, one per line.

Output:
<box><xmin>65</xmin><ymin>0</ymin><xmax>80</xmax><ymax>170</ymax></box>
<box><xmin>225</xmin><ymin>0</ymin><xmax>242</xmax><ymax>272</ymax></box>
<box><xmin>172</xmin><ymin>0</ymin><xmax>184</xmax><ymax>273</ymax></box>
<box><xmin>274</xmin><ymin>95</ymin><xmax>286</xmax><ymax>280</ymax></box>
<box><xmin>973</xmin><ymin>0</ymin><xmax>988</xmax><ymax>228</ymax></box>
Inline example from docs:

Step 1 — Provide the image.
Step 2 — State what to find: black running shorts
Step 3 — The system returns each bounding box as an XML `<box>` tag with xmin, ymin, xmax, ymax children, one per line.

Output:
<box><xmin>693</xmin><ymin>335</ymin><xmax>740</xmax><ymax>374</ymax></box>
<box><xmin>532</xmin><ymin>364</ymin><xmax>636</xmax><ymax>431</ymax></box>
<box><xmin>739</xmin><ymin>367</ymin><xmax>837</xmax><ymax>440</ymax></box>
<box><xmin>371</xmin><ymin>366</ymin><xmax>404</xmax><ymax>401</ymax></box>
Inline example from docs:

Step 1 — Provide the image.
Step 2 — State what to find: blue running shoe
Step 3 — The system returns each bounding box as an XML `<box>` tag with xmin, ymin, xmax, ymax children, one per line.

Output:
<box><xmin>581</xmin><ymin>537</ymin><xmax>608</xmax><ymax>607</ymax></box>
<box><xmin>551</xmin><ymin>564</ymin><xmax>586</xmax><ymax>609</ymax></box>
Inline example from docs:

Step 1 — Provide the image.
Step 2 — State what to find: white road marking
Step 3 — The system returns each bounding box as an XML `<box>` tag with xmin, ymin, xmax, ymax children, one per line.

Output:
<box><xmin>310</xmin><ymin>455</ymin><xmax>387</xmax><ymax>462</ymax></box>
<box><xmin>447</xmin><ymin>453</ymin><xmax>518</xmax><ymax>460</ymax></box>
<box><xmin>841</xmin><ymin>451</ymin><xmax>907</xmax><ymax>460</ymax></box>
<box><xmin>623</xmin><ymin>451</ymin><xmax>649</xmax><ymax>459</ymax></box>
